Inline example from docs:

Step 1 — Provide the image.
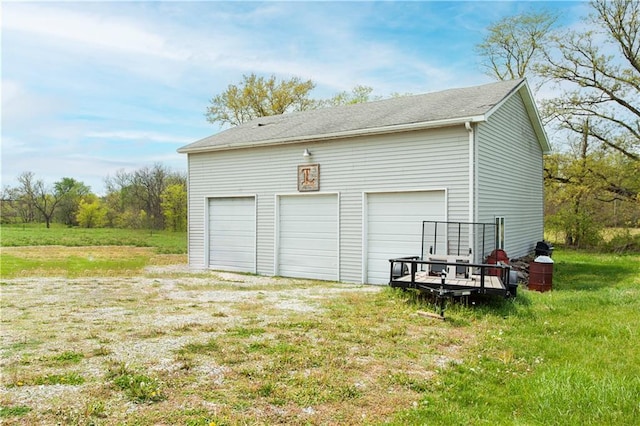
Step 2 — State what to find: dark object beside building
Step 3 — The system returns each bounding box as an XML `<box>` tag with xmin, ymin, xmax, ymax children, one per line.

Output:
<box><xmin>535</xmin><ymin>241</ymin><xmax>554</xmax><ymax>257</ymax></box>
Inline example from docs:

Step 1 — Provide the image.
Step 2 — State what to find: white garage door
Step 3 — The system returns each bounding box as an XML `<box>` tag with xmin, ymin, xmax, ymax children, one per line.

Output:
<box><xmin>208</xmin><ymin>197</ymin><xmax>255</xmax><ymax>273</ymax></box>
<box><xmin>366</xmin><ymin>191</ymin><xmax>446</xmax><ymax>284</ymax></box>
<box><xmin>278</xmin><ymin>194</ymin><xmax>338</xmax><ymax>281</ymax></box>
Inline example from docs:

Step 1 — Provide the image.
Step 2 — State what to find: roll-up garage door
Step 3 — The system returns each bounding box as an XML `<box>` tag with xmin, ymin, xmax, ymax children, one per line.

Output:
<box><xmin>208</xmin><ymin>197</ymin><xmax>255</xmax><ymax>273</ymax></box>
<box><xmin>366</xmin><ymin>191</ymin><xmax>445</xmax><ymax>284</ymax></box>
<box><xmin>278</xmin><ymin>194</ymin><xmax>338</xmax><ymax>281</ymax></box>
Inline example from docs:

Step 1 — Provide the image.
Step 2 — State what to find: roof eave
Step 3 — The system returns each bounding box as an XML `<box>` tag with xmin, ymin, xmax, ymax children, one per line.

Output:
<box><xmin>483</xmin><ymin>79</ymin><xmax>551</xmax><ymax>154</ymax></box>
<box><xmin>520</xmin><ymin>84</ymin><xmax>552</xmax><ymax>154</ymax></box>
<box><xmin>177</xmin><ymin>115</ymin><xmax>487</xmax><ymax>154</ymax></box>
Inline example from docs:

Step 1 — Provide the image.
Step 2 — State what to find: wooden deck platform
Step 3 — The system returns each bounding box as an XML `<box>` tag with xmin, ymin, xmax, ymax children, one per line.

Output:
<box><xmin>394</xmin><ymin>272</ymin><xmax>505</xmax><ymax>290</ymax></box>
<box><xmin>388</xmin><ymin>256</ymin><xmax>513</xmax><ymax>298</ymax></box>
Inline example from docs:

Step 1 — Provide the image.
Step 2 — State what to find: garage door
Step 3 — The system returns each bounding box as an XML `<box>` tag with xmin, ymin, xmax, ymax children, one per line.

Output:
<box><xmin>278</xmin><ymin>194</ymin><xmax>338</xmax><ymax>281</ymax></box>
<box><xmin>208</xmin><ymin>197</ymin><xmax>255</xmax><ymax>273</ymax></box>
<box><xmin>366</xmin><ymin>191</ymin><xmax>445</xmax><ymax>284</ymax></box>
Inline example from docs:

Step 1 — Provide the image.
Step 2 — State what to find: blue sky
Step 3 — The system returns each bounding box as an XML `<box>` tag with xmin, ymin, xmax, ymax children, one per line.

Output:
<box><xmin>1</xmin><ymin>1</ymin><xmax>590</xmax><ymax>195</ymax></box>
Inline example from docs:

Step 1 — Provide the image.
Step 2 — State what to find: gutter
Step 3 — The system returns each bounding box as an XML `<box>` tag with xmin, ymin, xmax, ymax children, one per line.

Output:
<box><xmin>466</xmin><ymin>121</ymin><xmax>476</xmax><ymax>261</ymax></box>
<box><xmin>178</xmin><ymin>115</ymin><xmax>487</xmax><ymax>154</ymax></box>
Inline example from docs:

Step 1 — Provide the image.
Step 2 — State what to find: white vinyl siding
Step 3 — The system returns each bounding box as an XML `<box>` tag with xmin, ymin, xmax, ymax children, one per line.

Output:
<box><xmin>365</xmin><ymin>191</ymin><xmax>446</xmax><ymax>284</ymax></box>
<box><xmin>476</xmin><ymin>92</ymin><xmax>544</xmax><ymax>258</ymax></box>
<box><xmin>207</xmin><ymin>197</ymin><xmax>255</xmax><ymax>273</ymax></box>
<box><xmin>186</xmin><ymin>126</ymin><xmax>470</xmax><ymax>281</ymax></box>
<box><xmin>277</xmin><ymin>194</ymin><xmax>338</xmax><ymax>281</ymax></box>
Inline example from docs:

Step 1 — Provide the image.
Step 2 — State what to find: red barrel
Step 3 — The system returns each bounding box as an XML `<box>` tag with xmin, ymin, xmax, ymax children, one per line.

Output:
<box><xmin>487</xmin><ymin>249</ymin><xmax>509</xmax><ymax>276</ymax></box>
<box><xmin>529</xmin><ymin>257</ymin><xmax>553</xmax><ymax>292</ymax></box>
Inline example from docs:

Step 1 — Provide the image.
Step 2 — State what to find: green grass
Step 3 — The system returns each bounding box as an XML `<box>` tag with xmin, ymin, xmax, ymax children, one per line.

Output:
<box><xmin>0</xmin><ymin>224</ymin><xmax>187</xmax><ymax>278</ymax></box>
<box><xmin>391</xmin><ymin>248</ymin><xmax>640</xmax><ymax>425</ymax></box>
<box><xmin>0</xmin><ymin>405</ymin><xmax>31</xmax><ymax>418</ymax></box>
<box><xmin>0</xmin><ymin>252</ymin><xmax>150</xmax><ymax>278</ymax></box>
<box><xmin>0</xmin><ymin>223</ymin><xmax>186</xmax><ymax>254</ymax></box>
<box><xmin>28</xmin><ymin>372</ymin><xmax>86</xmax><ymax>386</ymax></box>
<box><xmin>107</xmin><ymin>362</ymin><xmax>165</xmax><ymax>403</ymax></box>
<box><xmin>47</xmin><ymin>351</ymin><xmax>84</xmax><ymax>365</ymax></box>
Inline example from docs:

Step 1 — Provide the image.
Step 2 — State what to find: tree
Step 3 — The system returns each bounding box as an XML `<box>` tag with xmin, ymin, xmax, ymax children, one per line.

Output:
<box><xmin>321</xmin><ymin>85</ymin><xmax>379</xmax><ymax>107</ymax></box>
<box><xmin>76</xmin><ymin>197</ymin><xmax>107</xmax><ymax>228</ymax></box>
<box><xmin>205</xmin><ymin>74</ymin><xmax>385</xmax><ymax>127</ymax></box>
<box><xmin>104</xmin><ymin>164</ymin><xmax>186</xmax><ymax>230</ymax></box>
<box><xmin>16</xmin><ymin>172</ymin><xmax>72</xmax><ymax>228</ymax></box>
<box><xmin>161</xmin><ymin>183</ymin><xmax>187</xmax><ymax>232</ymax></box>
<box><xmin>544</xmin><ymin>121</ymin><xmax>607</xmax><ymax>246</ymax></box>
<box><xmin>206</xmin><ymin>73</ymin><xmax>317</xmax><ymax>126</ymax></box>
<box><xmin>478</xmin><ymin>1</ymin><xmax>640</xmax><ymax>248</ymax></box>
<box><xmin>1</xmin><ymin>185</ymin><xmax>36</xmax><ymax>224</ymax></box>
<box><xmin>476</xmin><ymin>11</ymin><xmax>557</xmax><ymax>80</ymax></box>
<box><xmin>54</xmin><ymin>177</ymin><xmax>92</xmax><ymax>226</ymax></box>
<box><xmin>538</xmin><ymin>0</ymin><xmax>639</xmax><ymax>199</ymax></box>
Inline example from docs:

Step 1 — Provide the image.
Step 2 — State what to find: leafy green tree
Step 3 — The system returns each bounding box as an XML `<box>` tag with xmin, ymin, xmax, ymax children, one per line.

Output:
<box><xmin>544</xmin><ymin>122</ymin><xmax>605</xmax><ymax>246</ymax></box>
<box><xmin>161</xmin><ymin>183</ymin><xmax>187</xmax><ymax>232</ymax></box>
<box><xmin>76</xmin><ymin>197</ymin><xmax>107</xmax><ymax>228</ymax></box>
<box><xmin>206</xmin><ymin>73</ymin><xmax>317</xmax><ymax>126</ymax></box>
<box><xmin>104</xmin><ymin>164</ymin><xmax>186</xmax><ymax>230</ymax></box>
<box><xmin>54</xmin><ymin>177</ymin><xmax>92</xmax><ymax>226</ymax></box>
<box><xmin>205</xmin><ymin>74</ymin><xmax>385</xmax><ymax>127</ymax></box>
<box><xmin>321</xmin><ymin>85</ymin><xmax>379</xmax><ymax>107</ymax></box>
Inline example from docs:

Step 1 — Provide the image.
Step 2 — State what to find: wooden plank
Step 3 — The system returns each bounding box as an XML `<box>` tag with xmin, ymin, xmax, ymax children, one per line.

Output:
<box><xmin>417</xmin><ymin>310</ymin><xmax>445</xmax><ymax>320</ymax></box>
<box><xmin>394</xmin><ymin>272</ymin><xmax>505</xmax><ymax>290</ymax></box>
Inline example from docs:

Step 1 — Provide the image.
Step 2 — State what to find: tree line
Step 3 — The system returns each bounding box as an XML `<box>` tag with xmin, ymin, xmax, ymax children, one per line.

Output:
<box><xmin>1</xmin><ymin>164</ymin><xmax>187</xmax><ymax>232</ymax></box>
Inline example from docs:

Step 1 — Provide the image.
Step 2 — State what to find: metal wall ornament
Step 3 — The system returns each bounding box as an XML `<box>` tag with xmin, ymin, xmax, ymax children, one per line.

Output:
<box><xmin>297</xmin><ymin>164</ymin><xmax>320</xmax><ymax>192</ymax></box>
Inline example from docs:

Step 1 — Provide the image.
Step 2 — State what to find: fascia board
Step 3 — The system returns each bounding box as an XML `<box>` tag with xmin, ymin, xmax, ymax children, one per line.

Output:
<box><xmin>483</xmin><ymin>80</ymin><xmax>551</xmax><ymax>154</ymax></box>
<box><xmin>177</xmin><ymin>115</ymin><xmax>487</xmax><ymax>154</ymax></box>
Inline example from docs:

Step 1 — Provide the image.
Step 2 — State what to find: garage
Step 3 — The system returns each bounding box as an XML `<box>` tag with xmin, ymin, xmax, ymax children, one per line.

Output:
<box><xmin>365</xmin><ymin>191</ymin><xmax>446</xmax><ymax>284</ymax></box>
<box><xmin>181</xmin><ymin>79</ymin><xmax>549</xmax><ymax>281</ymax></box>
<box><xmin>208</xmin><ymin>196</ymin><xmax>256</xmax><ymax>273</ymax></box>
<box><xmin>277</xmin><ymin>194</ymin><xmax>339</xmax><ymax>281</ymax></box>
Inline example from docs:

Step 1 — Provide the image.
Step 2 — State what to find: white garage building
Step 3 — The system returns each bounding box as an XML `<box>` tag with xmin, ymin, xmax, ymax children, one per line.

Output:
<box><xmin>178</xmin><ymin>78</ymin><xmax>550</xmax><ymax>284</ymax></box>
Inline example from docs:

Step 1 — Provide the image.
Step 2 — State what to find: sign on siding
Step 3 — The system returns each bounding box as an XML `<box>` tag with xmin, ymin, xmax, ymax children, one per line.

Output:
<box><xmin>297</xmin><ymin>164</ymin><xmax>319</xmax><ymax>192</ymax></box>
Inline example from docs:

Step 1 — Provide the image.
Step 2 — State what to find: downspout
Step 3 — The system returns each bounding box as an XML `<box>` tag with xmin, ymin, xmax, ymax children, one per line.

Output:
<box><xmin>465</xmin><ymin>121</ymin><xmax>475</xmax><ymax>261</ymax></box>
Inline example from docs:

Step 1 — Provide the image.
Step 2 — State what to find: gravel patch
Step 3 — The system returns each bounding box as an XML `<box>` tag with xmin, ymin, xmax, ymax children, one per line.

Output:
<box><xmin>0</xmin><ymin>268</ymin><xmax>382</xmax><ymax>418</ymax></box>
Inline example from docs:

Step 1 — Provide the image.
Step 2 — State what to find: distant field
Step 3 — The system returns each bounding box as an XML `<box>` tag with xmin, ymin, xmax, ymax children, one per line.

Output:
<box><xmin>0</xmin><ymin>224</ymin><xmax>187</xmax><ymax>254</ymax></box>
<box><xmin>545</xmin><ymin>227</ymin><xmax>640</xmax><ymax>247</ymax></box>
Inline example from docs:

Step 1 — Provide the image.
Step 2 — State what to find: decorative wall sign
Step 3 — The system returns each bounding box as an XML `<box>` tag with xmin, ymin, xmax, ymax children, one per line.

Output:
<box><xmin>298</xmin><ymin>164</ymin><xmax>320</xmax><ymax>192</ymax></box>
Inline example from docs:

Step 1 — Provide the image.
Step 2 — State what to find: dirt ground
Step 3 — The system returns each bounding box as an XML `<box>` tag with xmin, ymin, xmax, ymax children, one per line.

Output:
<box><xmin>3</xmin><ymin>264</ymin><xmax>451</xmax><ymax>424</ymax></box>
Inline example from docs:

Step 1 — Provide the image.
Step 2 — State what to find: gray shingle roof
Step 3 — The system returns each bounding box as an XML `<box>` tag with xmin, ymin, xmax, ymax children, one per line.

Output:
<box><xmin>179</xmin><ymin>78</ymin><xmax>546</xmax><ymax>154</ymax></box>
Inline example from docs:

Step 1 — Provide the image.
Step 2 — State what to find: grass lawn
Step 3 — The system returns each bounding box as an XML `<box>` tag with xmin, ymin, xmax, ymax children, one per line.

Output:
<box><xmin>1</xmin><ymin>232</ymin><xmax>638</xmax><ymax>424</ymax></box>
<box><xmin>0</xmin><ymin>223</ymin><xmax>187</xmax><ymax>254</ymax></box>
<box><xmin>394</xmin><ymin>249</ymin><xmax>640</xmax><ymax>425</ymax></box>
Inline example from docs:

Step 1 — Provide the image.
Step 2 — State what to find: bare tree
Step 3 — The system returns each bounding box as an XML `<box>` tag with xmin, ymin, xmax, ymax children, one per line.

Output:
<box><xmin>476</xmin><ymin>11</ymin><xmax>558</xmax><ymax>80</ymax></box>
<box><xmin>538</xmin><ymin>0</ymin><xmax>639</xmax><ymax>168</ymax></box>
<box><xmin>17</xmin><ymin>172</ymin><xmax>73</xmax><ymax>228</ymax></box>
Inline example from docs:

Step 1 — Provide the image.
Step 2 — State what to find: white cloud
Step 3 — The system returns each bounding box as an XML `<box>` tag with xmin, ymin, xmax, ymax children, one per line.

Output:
<box><xmin>2</xmin><ymin>3</ymin><xmax>188</xmax><ymax>61</ymax></box>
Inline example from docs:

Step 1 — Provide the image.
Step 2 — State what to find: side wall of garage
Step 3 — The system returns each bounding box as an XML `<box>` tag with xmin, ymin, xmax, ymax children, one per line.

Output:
<box><xmin>476</xmin><ymin>91</ymin><xmax>544</xmax><ymax>259</ymax></box>
<box><xmin>186</xmin><ymin>125</ymin><xmax>470</xmax><ymax>283</ymax></box>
